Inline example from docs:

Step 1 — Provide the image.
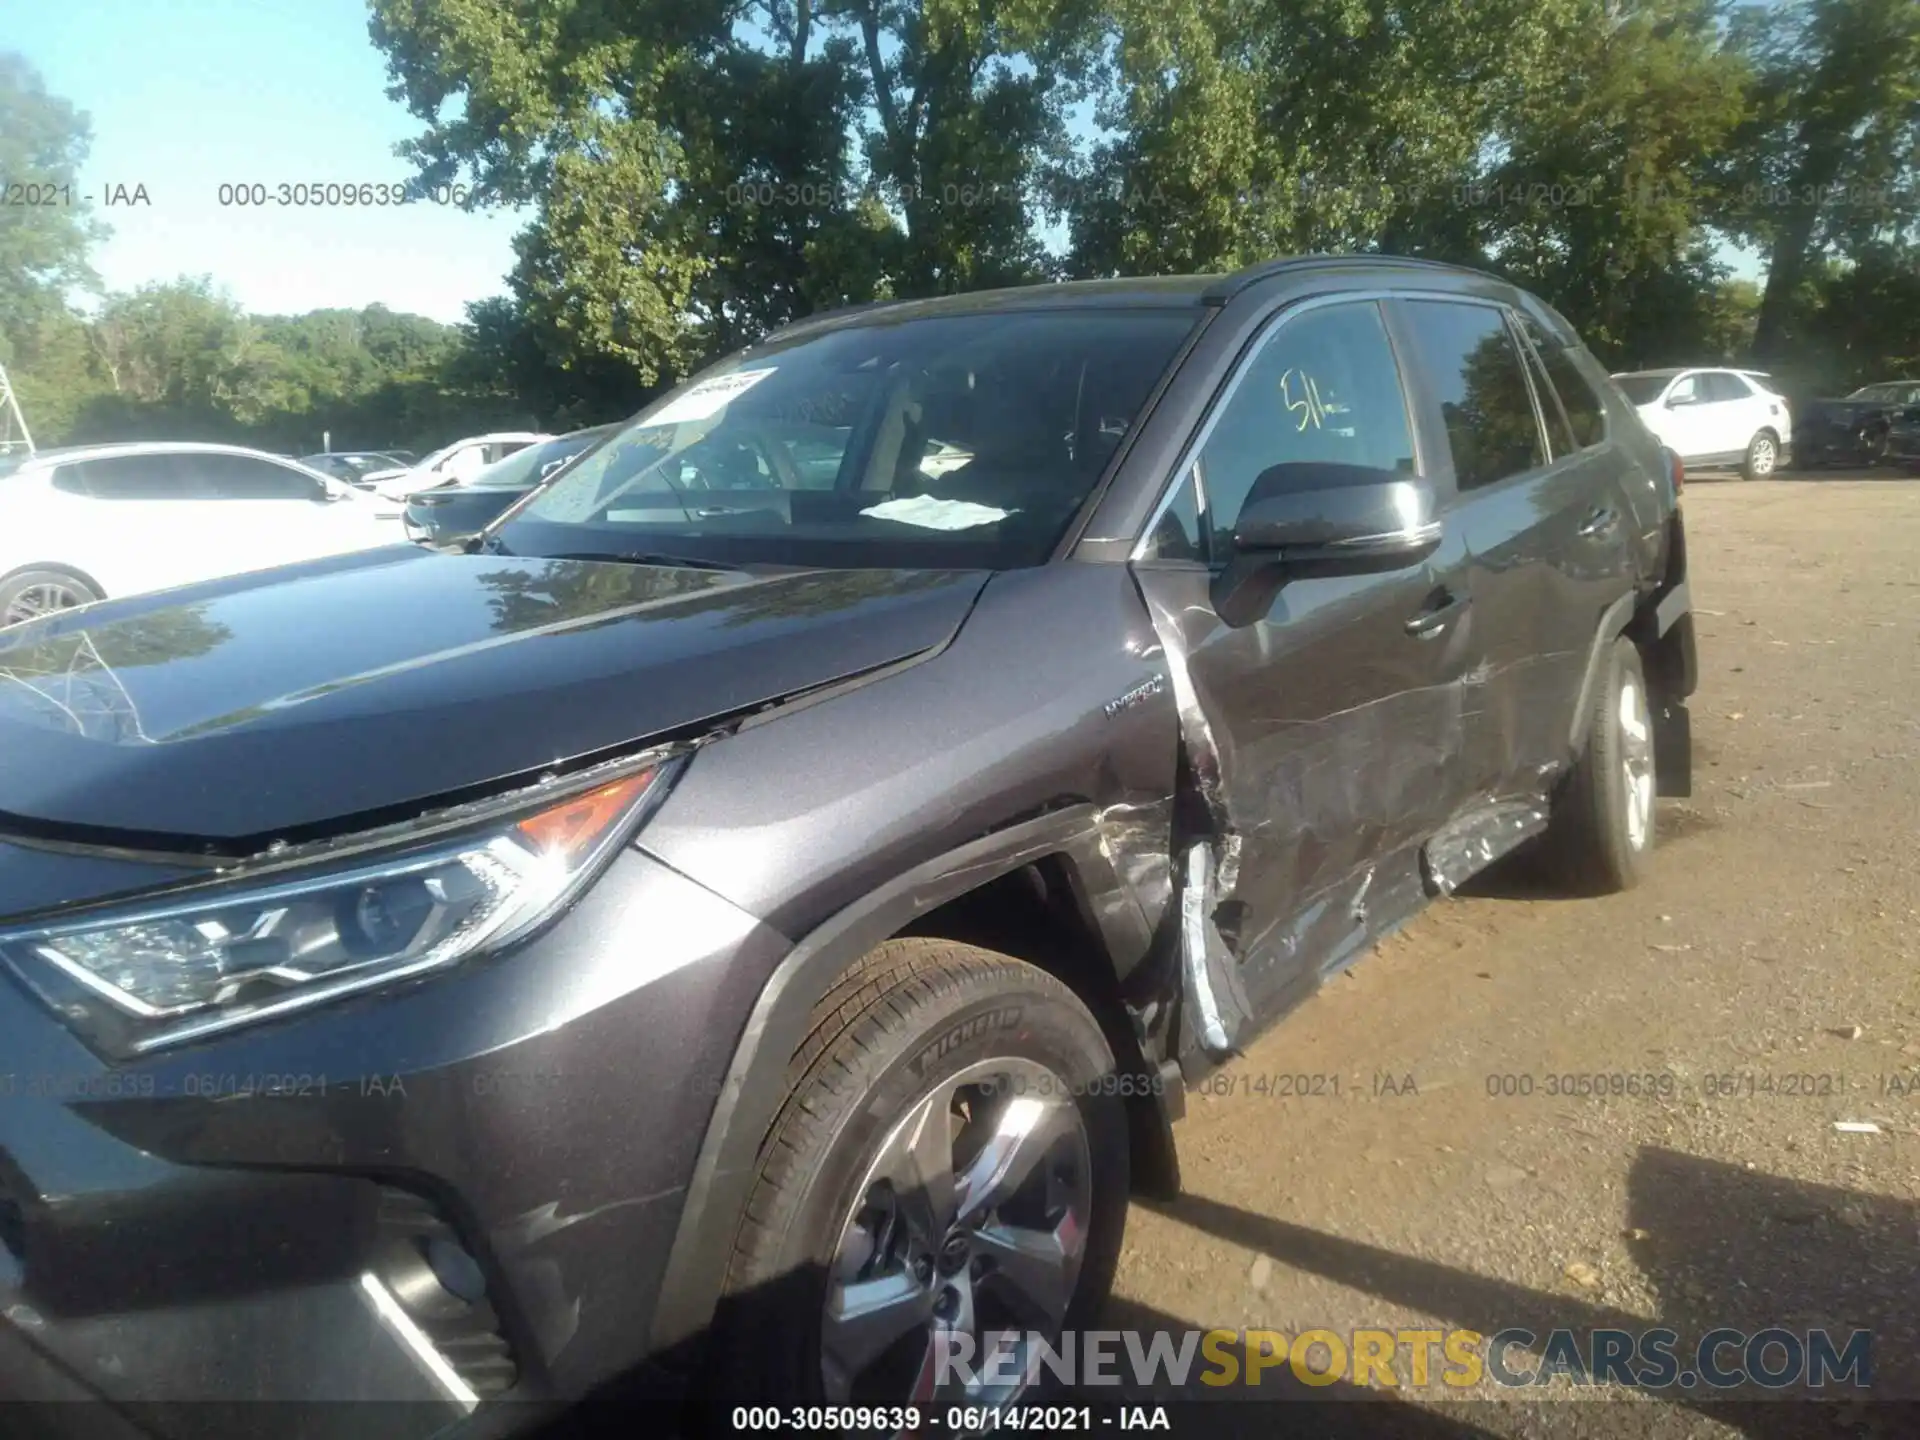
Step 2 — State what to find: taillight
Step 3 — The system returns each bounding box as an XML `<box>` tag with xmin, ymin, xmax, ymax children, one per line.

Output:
<box><xmin>1669</xmin><ymin>449</ymin><xmax>1685</xmax><ymax>495</ymax></box>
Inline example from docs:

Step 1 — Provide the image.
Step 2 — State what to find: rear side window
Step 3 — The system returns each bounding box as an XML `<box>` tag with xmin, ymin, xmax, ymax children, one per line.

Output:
<box><xmin>186</xmin><ymin>454</ymin><xmax>320</xmax><ymax>500</ymax></box>
<box><xmin>1517</xmin><ymin>335</ymin><xmax>1576</xmax><ymax>457</ymax></box>
<box><xmin>1196</xmin><ymin>300</ymin><xmax>1418</xmax><ymax>550</ymax></box>
<box><xmin>1535</xmin><ymin>346</ymin><xmax>1607</xmax><ymax>449</ymax></box>
<box><xmin>1520</xmin><ymin>318</ymin><xmax>1607</xmax><ymax>450</ymax></box>
<box><xmin>1400</xmin><ymin>300</ymin><xmax>1545</xmax><ymax>490</ymax></box>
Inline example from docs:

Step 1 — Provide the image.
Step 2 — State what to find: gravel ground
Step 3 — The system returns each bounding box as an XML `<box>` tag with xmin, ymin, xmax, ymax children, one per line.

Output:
<box><xmin>1093</xmin><ymin>471</ymin><xmax>1920</xmax><ymax>1435</ymax></box>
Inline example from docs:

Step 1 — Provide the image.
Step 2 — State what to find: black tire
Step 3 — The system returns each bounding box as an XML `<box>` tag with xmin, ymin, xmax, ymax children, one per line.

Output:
<box><xmin>0</xmin><ymin>568</ymin><xmax>102</xmax><ymax>628</ymax></box>
<box><xmin>702</xmin><ymin>939</ymin><xmax>1128</xmax><ymax>1427</ymax></box>
<box><xmin>1545</xmin><ymin>637</ymin><xmax>1655</xmax><ymax>894</ymax></box>
<box><xmin>1739</xmin><ymin>429</ymin><xmax>1779</xmax><ymax>481</ymax></box>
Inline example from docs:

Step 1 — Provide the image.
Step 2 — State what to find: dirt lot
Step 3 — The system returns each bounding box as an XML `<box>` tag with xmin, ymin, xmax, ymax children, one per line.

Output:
<box><xmin>1098</xmin><ymin>471</ymin><xmax>1920</xmax><ymax>1435</ymax></box>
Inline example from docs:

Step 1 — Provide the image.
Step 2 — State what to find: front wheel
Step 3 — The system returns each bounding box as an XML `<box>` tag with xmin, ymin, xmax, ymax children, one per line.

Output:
<box><xmin>704</xmin><ymin>939</ymin><xmax>1129</xmax><ymax>1432</ymax></box>
<box><xmin>1545</xmin><ymin>636</ymin><xmax>1655</xmax><ymax>894</ymax></box>
<box><xmin>1740</xmin><ymin>430</ymin><xmax>1779</xmax><ymax>481</ymax></box>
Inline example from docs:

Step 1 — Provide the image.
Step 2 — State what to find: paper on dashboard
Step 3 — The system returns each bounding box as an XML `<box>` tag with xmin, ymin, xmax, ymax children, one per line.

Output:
<box><xmin>859</xmin><ymin>496</ymin><xmax>1012</xmax><ymax>531</ymax></box>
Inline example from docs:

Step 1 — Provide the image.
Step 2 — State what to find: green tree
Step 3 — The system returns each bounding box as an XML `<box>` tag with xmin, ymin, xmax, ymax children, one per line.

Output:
<box><xmin>0</xmin><ymin>52</ymin><xmax>104</xmax><ymax>363</ymax></box>
<box><xmin>368</xmin><ymin>0</ymin><xmax>1103</xmax><ymax>381</ymax></box>
<box><xmin>1058</xmin><ymin>0</ymin><xmax>1582</xmax><ymax>275</ymax></box>
<box><xmin>1467</xmin><ymin>0</ymin><xmax>1751</xmax><ymax>363</ymax></box>
<box><xmin>1719</xmin><ymin>0</ymin><xmax>1920</xmax><ymax>362</ymax></box>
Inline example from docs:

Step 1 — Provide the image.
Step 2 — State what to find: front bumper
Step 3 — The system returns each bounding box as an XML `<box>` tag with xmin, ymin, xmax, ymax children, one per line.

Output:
<box><xmin>0</xmin><ymin>839</ymin><xmax>788</xmax><ymax>1437</ymax></box>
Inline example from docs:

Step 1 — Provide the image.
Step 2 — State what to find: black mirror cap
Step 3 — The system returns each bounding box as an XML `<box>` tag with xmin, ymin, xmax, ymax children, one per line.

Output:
<box><xmin>1231</xmin><ymin>463</ymin><xmax>1441</xmax><ymax>565</ymax></box>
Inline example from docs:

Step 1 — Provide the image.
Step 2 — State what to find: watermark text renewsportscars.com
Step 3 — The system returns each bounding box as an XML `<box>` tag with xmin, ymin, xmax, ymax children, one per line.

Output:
<box><xmin>934</xmin><ymin>1326</ymin><xmax>1872</xmax><ymax>1391</ymax></box>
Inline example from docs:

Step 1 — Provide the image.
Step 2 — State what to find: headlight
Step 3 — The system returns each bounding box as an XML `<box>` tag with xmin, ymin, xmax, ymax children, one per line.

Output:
<box><xmin>0</xmin><ymin>758</ymin><xmax>677</xmax><ymax>1056</ymax></box>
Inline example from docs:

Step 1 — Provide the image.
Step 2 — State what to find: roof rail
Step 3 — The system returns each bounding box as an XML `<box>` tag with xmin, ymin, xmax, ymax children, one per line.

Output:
<box><xmin>1202</xmin><ymin>252</ymin><xmax>1510</xmax><ymax>301</ymax></box>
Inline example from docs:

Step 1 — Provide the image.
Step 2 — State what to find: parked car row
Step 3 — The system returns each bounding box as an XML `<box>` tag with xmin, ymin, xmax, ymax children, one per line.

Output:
<box><xmin>298</xmin><ymin>449</ymin><xmax>417</xmax><ymax>484</ymax></box>
<box><xmin>1611</xmin><ymin>365</ymin><xmax>1920</xmax><ymax>478</ymax></box>
<box><xmin>401</xmin><ymin>425</ymin><xmax>617</xmax><ymax>547</ymax></box>
<box><xmin>0</xmin><ymin>430</ymin><xmax>572</xmax><ymax>627</ymax></box>
<box><xmin>366</xmin><ymin>432</ymin><xmax>552</xmax><ymax>506</ymax></box>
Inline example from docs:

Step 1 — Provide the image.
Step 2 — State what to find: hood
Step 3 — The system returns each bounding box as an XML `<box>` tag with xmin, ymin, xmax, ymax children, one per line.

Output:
<box><xmin>0</xmin><ymin>548</ymin><xmax>987</xmax><ymax>847</ymax></box>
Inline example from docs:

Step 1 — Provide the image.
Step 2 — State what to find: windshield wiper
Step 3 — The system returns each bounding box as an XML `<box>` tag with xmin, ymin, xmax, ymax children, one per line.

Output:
<box><xmin>539</xmin><ymin>550</ymin><xmax>746</xmax><ymax>572</ymax></box>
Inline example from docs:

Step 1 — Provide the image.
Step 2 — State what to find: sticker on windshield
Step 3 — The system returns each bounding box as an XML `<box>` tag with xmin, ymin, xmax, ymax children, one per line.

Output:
<box><xmin>645</xmin><ymin>368</ymin><xmax>777</xmax><ymax>427</ymax></box>
<box><xmin>860</xmin><ymin>496</ymin><xmax>1011</xmax><ymax>531</ymax></box>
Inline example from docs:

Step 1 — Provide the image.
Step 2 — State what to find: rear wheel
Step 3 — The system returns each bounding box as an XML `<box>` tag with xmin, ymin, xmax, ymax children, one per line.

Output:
<box><xmin>0</xmin><ymin>569</ymin><xmax>102</xmax><ymax>628</ymax></box>
<box><xmin>1545</xmin><ymin>637</ymin><xmax>1655</xmax><ymax>894</ymax></box>
<box><xmin>705</xmin><ymin>939</ymin><xmax>1128</xmax><ymax>1433</ymax></box>
<box><xmin>1740</xmin><ymin>430</ymin><xmax>1779</xmax><ymax>481</ymax></box>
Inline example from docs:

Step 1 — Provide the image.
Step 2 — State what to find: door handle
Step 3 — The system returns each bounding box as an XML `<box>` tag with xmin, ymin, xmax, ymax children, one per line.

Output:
<box><xmin>1405</xmin><ymin>590</ymin><xmax>1470</xmax><ymax>639</ymax></box>
<box><xmin>1577</xmin><ymin>506</ymin><xmax>1619</xmax><ymax>538</ymax></box>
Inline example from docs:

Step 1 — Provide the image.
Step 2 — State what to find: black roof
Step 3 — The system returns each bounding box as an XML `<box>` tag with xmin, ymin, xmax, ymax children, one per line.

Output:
<box><xmin>760</xmin><ymin>254</ymin><xmax>1513</xmax><ymax>345</ymax></box>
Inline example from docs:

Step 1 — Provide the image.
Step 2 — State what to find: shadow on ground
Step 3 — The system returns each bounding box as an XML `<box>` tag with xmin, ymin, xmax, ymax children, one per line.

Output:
<box><xmin>539</xmin><ymin>1144</ymin><xmax>1915</xmax><ymax>1438</ymax></box>
<box><xmin>1096</xmin><ymin>1144</ymin><xmax>1915</xmax><ymax>1435</ymax></box>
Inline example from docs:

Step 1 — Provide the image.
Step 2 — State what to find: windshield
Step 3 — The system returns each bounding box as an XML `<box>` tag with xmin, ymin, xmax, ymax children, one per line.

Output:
<box><xmin>467</xmin><ymin>430</ymin><xmax>607</xmax><ymax>490</ymax></box>
<box><xmin>1847</xmin><ymin>383</ymin><xmax>1917</xmax><ymax>403</ymax></box>
<box><xmin>1612</xmin><ymin>373</ymin><xmax>1674</xmax><ymax>405</ymax></box>
<box><xmin>497</xmin><ymin>309</ymin><xmax>1199</xmax><ymax>570</ymax></box>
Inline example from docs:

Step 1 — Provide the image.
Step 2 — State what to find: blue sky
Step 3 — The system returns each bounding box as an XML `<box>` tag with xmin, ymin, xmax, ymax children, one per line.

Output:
<box><xmin>14</xmin><ymin>0</ymin><xmax>527</xmax><ymax>324</ymax></box>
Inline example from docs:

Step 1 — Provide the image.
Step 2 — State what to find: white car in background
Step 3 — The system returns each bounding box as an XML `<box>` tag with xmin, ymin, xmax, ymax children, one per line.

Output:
<box><xmin>1611</xmin><ymin>366</ymin><xmax>1792</xmax><ymax>480</ymax></box>
<box><xmin>364</xmin><ymin>432</ymin><xmax>552</xmax><ymax>511</ymax></box>
<box><xmin>0</xmin><ymin>443</ymin><xmax>400</xmax><ymax>627</ymax></box>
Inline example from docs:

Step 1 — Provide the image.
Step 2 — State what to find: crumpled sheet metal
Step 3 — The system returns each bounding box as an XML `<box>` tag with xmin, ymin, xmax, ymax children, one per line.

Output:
<box><xmin>1421</xmin><ymin>796</ymin><xmax>1551</xmax><ymax>896</ymax></box>
<box><xmin>1179</xmin><ymin>840</ymin><xmax>1253</xmax><ymax>1060</ymax></box>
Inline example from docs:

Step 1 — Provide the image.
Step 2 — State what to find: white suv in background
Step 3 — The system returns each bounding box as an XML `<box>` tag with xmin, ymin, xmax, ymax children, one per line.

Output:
<box><xmin>0</xmin><ymin>443</ymin><xmax>398</xmax><ymax>626</ymax></box>
<box><xmin>1612</xmin><ymin>367</ymin><xmax>1792</xmax><ymax>480</ymax></box>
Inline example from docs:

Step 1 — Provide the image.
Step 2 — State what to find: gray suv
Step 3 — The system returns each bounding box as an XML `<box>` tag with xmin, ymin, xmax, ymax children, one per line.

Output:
<box><xmin>0</xmin><ymin>256</ymin><xmax>1695</xmax><ymax>1437</ymax></box>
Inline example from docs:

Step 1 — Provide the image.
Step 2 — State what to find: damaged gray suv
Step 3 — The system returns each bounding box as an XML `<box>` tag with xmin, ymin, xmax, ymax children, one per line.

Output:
<box><xmin>0</xmin><ymin>256</ymin><xmax>1695</xmax><ymax>1437</ymax></box>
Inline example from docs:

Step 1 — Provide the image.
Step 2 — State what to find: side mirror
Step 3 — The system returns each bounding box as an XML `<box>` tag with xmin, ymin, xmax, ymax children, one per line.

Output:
<box><xmin>1665</xmin><ymin>391</ymin><xmax>1698</xmax><ymax>408</ymax></box>
<box><xmin>1215</xmin><ymin>464</ymin><xmax>1441</xmax><ymax>626</ymax></box>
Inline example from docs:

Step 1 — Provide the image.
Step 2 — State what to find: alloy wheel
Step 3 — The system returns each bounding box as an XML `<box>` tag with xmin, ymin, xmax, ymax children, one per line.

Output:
<box><xmin>2</xmin><ymin>579</ymin><xmax>92</xmax><ymax>627</ymax></box>
<box><xmin>1619</xmin><ymin>676</ymin><xmax>1655</xmax><ymax>852</ymax></box>
<box><xmin>821</xmin><ymin>1057</ymin><xmax>1092</xmax><ymax>1414</ymax></box>
<box><xmin>1750</xmin><ymin>437</ymin><xmax>1776</xmax><ymax>476</ymax></box>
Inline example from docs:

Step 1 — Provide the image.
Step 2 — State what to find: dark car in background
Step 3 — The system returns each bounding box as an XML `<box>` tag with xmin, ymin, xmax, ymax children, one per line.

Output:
<box><xmin>0</xmin><ymin>256</ymin><xmax>1695</xmax><ymax>1436</ymax></box>
<box><xmin>1886</xmin><ymin>410</ymin><xmax>1920</xmax><ymax>471</ymax></box>
<box><xmin>300</xmin><ymin>450</ymin><xmax>416</xmax><ymax>488</ymax></box>
<box><xmin>1792</xmin><ymin>380</ymin><xmax>1920</xmax><ymax>467</ymax></box>
<box><xmin>402</xmin><ymin>425</ymin><xmax>619</xmax><ymax>549</ymax></box>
